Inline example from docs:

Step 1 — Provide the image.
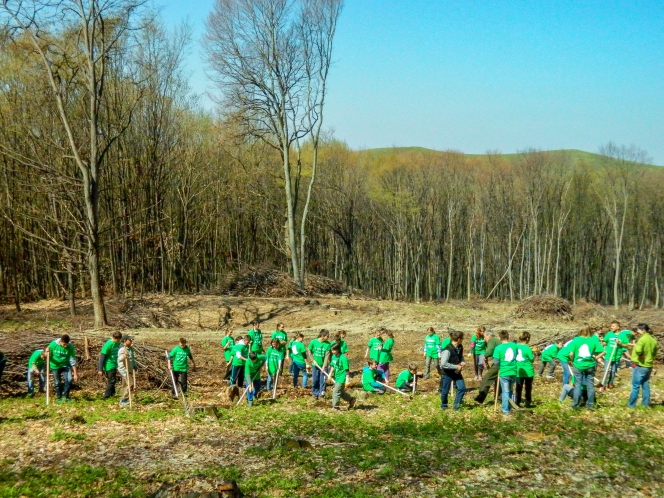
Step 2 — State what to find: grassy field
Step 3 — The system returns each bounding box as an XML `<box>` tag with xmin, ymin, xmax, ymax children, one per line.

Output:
<box><xmin>1</xmin><ymin>296</ymin><xmax>663</xmax><ymax>497</ymax></box>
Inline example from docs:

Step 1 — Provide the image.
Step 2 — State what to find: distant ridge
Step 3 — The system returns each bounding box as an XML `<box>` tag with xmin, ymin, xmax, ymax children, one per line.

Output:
<box><xmin>360</xmin><ymin>147</ymin><xmax>661</xmax><ymax>168</ymax></box>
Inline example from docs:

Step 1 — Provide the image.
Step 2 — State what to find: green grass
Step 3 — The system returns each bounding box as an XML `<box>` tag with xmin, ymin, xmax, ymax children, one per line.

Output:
<box><xmin>0</xmin><ymin>377</ymin><xmax>662</xmax><ymax>497</ymax></box>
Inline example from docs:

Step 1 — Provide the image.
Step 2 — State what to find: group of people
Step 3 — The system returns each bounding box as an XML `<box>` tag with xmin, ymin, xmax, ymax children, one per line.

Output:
<box><xmin>5</xmin><ymin>319</ymin><xmax>658</xmax><ymax>414</ymax></box>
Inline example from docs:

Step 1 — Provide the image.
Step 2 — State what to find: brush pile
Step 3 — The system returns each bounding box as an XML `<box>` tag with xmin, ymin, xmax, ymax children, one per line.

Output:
<box><xmin>106</xmin><ymin>298</ymin><xmax>180</xmax><ymax>329</ymax></box>
<box><xmin>217</xmin><ymin>267</ymin><xmax>346</xmax><ymax>297</ymax></box>
<box><xmin>512</xmin><ymin>295</ymin><xmax>573</xmax><ymax>321</ymax></box>
<box><xmin>0</xmin><ymin>330</ymin><xmax>172</xmax><ymax>394</ymax></box>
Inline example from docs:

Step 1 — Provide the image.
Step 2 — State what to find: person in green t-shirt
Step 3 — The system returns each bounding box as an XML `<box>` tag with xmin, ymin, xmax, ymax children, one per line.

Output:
<box><xmin>247</xmin><ymin>321</ymin><xmax>264</xmax><ymax>354</ymax></box>
<box><xmin>220</xmin><ymin>329</ymin><xmax>235</xmax><ymax>381</ymax></box>
<box><xmin>265</xmin><ymin>339</ymin><xmax>285</xmax><ymax>392</ymax></box>
<box><xmin>617</xmin><ymin>328</ymin><xmax>635</xmax><ymax>369</ymax></box>
<box><xmin>329</xmin><ymin>345</ymin><xmax>356</xmax><ymax>410</ymax></box>
<box><xmin>365</xmin><ymin>331</ymin><xmax>383</xmax><ymax>362</ymax></box>
<box><xmin>27</xmin><ymin>348</ymin><xmax>47</xmax><ymax>396</ymax></box>
<box><xmin>569</xmin><ymin>326</ymin><xmax>603</xmax><ymax>409</ymax></box>
<box><xmin>538</xmin><ymin>341</ymin><xmax>562</xmax><ymax>377</ymax></box>
<box><xmin>377</xmin><ymin>330</ymin><xmax>394</xmax><ymax>383</ymax></box>
<box><xmin>230</xmin><ymin>336</ymin><xmax>249</xmax><ymax>387</ymax></box>
<box><xmin>308</xmin><ymin>329</ymin><xmax>332</xmax><ymax>398</ymax></box>
<box><xmin>423</xmin><ymin>327</ymin><xmax>440</xmax><ymax>379</ymax></box>
<box><xmin>555</xmin><ymin>338</ymin><xmax>576</xmax><ymax>386</ymax></box>
<box><xmin>600</xmin><ymin>321</ymin><xmax>621</xmax><ymax>390</ymax></box>
<box><xmin>290</xmin><ymin>333</ymin><xmax>309</xmax><ymax>388</ymax></box>
<box><xmin>362</xmin><ymin>359</ymin><xmax>386</xmax><ymax>393</ymax></box>
<box><xmin>559</xmin><ymin>372</ymin><xmax>588</xmax><ymax>404</ymax></box>
<box><xmin>493</xmin><ymin>330</ymin><xmax>518</xmax><ymax>414</ymax></box>
<box><xmin>471</xmin><ymin>326</ymin><xmax>487</xmax><ymax>380</ymax></box>
<box><xmin>515</xmin><ymin>332</ymin><xmax>535</xmax><ymax>408</ymax></box>
<box><xmin>331</xmin><ymin>330</ymin><xmax>349</xmax><ymax>356</ymax></box>
<box><xmin>98</xmin><ymin>331</ymin><xmax>123</xmax><ymax>399</ymax></box>
<box><xmin>395</xmin><ymin>363</ymin><xmax>419</xmax><ymax>393</ymax></box>
<box><xmin>244</xmin><ymin>352</ymin><xmax>266</xmax><ymax>406</ymax></box>
<box><xmin>475</xmin><ymin>330</ymin><xmax>501</xmax><ymax>404</ymax></box>
<box><xmin>169</xmin><ymin>338</ymin><xmax>196</xmax><ymax>395</ymax></box>
<box><xmin>47</xmin><ymin>334</ymin><xmax>79</xmax><ymax>402</ymax></box>
<box><xmin>271</xmin><ymin>323</ymin><xmax>288</xmax><ymax>373</ymax></box>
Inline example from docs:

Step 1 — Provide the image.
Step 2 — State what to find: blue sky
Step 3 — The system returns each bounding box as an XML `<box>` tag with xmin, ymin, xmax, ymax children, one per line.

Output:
<box><xmin>156</xmin><ymin>0</ymin><xmax>664</xmax><ymax>163</ymax></box>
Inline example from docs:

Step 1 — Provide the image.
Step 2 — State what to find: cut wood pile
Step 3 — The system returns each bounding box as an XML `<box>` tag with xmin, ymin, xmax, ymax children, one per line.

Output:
<box><xmin>512</xmin><ymin>294</ymin><xmax>573</xmax><ymax>321</ymax></box>
<box><xmin>217</xmin><ymin>266</ymin><xmax>346</xmax><ymax>297</ymax></box>
<box><xmin>0</xmin><ymin>331</ymin><xmax>172</xmax><ymax>394</ymax></box>
<box><xmin>106</xmin><ymin>298</ymin><xmax>180</xmax><ymax>329</ymax></box>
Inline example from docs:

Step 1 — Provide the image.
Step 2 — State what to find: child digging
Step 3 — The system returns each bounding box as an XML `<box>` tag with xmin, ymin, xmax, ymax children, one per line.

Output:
<box><xmin>395</xmin><ymin>363</ymin><xmax>419</xmax><ymax>393</ymax></box>
<box><xmin>230</xmin><ymin>335</ymin><xmax>249</xmax><ymax>387</ymax></box>
<box><xmin>220</xmin><ymin>329</ymin><xmax>235</xmax><ymax>381</ymax></box>
<box><xmin>244</xmin><ymin>352</ymin><xmax>266</xmax><ymax>406</ymax></box>
<box><xmin>265</xmin><ymin>338</ymin><xmax>284</xmax><ymax>392</ymax></box>
<box><xmin>328</xmin><ymin>345</ymin><xmax>355</xmax><ymax>411</ymax></box>
<box><xmin>290</xmin><ymin>333</ymin><xmax>309</xmax><ymax>388</ymax></box>
<box><xmin>515</xmin><ymin>331</ymin><xmax>535</xmax><ymax>408</ymax></box>
<box><xmin>27</xmin><ymin>348</ymin><xmax>47</xmax><ymax>396</ymax></box>
<box><xmin>362</xmin><ymin>359</ymin><xmax>386</xmax><ymax>394</ymax></box>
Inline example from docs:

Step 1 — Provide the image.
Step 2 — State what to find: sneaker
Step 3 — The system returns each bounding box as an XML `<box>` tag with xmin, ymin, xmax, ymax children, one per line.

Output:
<box><xmin>474</xmin><ymin>392</ymin><xmax>487</xmax><ymax>404</ymax></box>
<box><xmin>119</xmin><ymin>399</ymin><xmax>129</xmax><ymax>407</ymax></box>
<box><xmin>65</xmin><ymin>398</ymin><xmax>72</xmax><ymax>402</ymax></box>
<box><xmin>332</xmin><ymin>406</ymin><xmax>340</xmax><ymax>411</ymax></box>
<box><xmin>348</xmin><ymin>398</ymin><xmax>356</xmax><ymax>409</ymax></box>
<box><xmin>599</xmin><ymin>386</ymin><xmax>606</xmax><ymax>393</ymax></box>
<box><xmin>247</xmin><ymin>400</ymin><xmax>253</xmax><ymax>406</ymax></box>
<box><xmin>608</xmin><ymin>384</ymin><xmax>614</xmax><ymax>389</ymax></box>
<box><xmin>545</xmin><ymin>375</ymin><xmax>554</xmax><ymax>380</ymax></box>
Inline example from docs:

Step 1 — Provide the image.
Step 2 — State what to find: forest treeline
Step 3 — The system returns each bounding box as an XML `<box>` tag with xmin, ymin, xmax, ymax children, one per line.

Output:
<box><xmin>1</xmin><ymin>7</ymin><xmax>663</xmax><ymax>317</ymax></box>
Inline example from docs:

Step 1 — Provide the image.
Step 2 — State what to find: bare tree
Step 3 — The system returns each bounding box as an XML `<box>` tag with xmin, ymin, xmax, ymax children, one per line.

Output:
<box><xmin>204</xmin><ymin>0</ymin><xmax>343</xmax><ymax>288</ymax></box>
<box><xmin>1</xmin><ymin>0</ymin><xmax>147</xmax><ymax>327</ymax></box>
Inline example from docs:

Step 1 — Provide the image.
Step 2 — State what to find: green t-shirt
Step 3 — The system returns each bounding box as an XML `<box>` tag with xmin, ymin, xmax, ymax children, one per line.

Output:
<box><xmin>395</xmin><ymin>369</ymin><xmax>413</xmax><ymax>389</ymax></box>
<box><xmin>516</xmin><ymin>344</ymin><xmax>534</xmax><ymax>378</ymax></box>
<box><xmin>271</xmin><ymin>330</ymin><xmax>287</xmax><ymax>344</ymax></box>
<box><xmin>556</xmin><ymin>339</ymin><xmax>575</xmax><ymax>362</ymax></box>
<box><xmin>247</xmin><ymin>328</ymin><xmax>263</xmax><ymax>353</ymax></box>
<box><xmin>101</xmin><ymin>339</ymin><xmax>121</xmax><ymax>371</ymax></box>
<box><xmin>603</xmin><ymin>332</ymin><xmax>621</xmax><ymax>361</ymax></box>
<box><xmin>309</xmin><ymin>339</ymin><xmax>331</xmax><ymax>366</ymax></box>
<box><xmin>331</xmin><ymin>339</ymin><xmax>349</xmax><ymax>355</ymax></box>
<box><xmin>48</xmin><ymin>340</ymin><xmax>76</xmax><ymax>369</ymax></box>
<box><xmin>221</xmin><ymin>336</ymin><xmax>235</xmax><ymax>362</ymax></box>
<box><xmin>231</xmin><ymin>343</ymin><xmax>249</xmax><ymax>366</ymax></box>
<box><xmin>541</xmin><ymin>343</ymin><xmax>559</xmax><ymax>362</ymax></box>
<box><xmin>367</xmin><ymin>337</ymin><xmax>383</xmax><ymax>361</ymax></box>
<box><xmin>330</xmin><ymin>354</ymin><xmax>349</xmax><ymax>384</ymax></box>
<box><xmin>378</xmin><ymin>338</ymin><xmax>394</xmax><ymax>363</ymax></box>
<box><xmin>362</xmin><ymin>366</ymin><xmax>382</xmax><ymax>392</ymax></box>
<box><xmin>424</xmin><ymin>334</ymin><xmax>440</xmax><ymax>358</ymax></box>
<box><xmin>290</xmin><ymin>340</ymin><xmax>306</xmax><ymax>364</ymax></box>
<box><xmin>169</xmin><ymin>346</ymin><xmax>193</xmax><ymax>372</ymax></box>
<box><xmin>472</xmin><ymin>334</ymin><xmax>487</xmax><ymax>354</ymax></box>
<box><xmin>28</xmin><ymin>349</ymin><xmax>45</xmax><ymax>370</ymax></box>
<box><xmin>493</xmin><ymin>342</ymin><xmax>518</xmax><ymax>377</ymax></box>
<box><xmin>570</xmin><ymin>336</ymin><xmax>603</xmax><ymax>370</ymax></box>
<box><xmin>631</xmin><ymin>333</ymin><xmax>658</xmax><ymax>368</ymax></box>
<box><xmin>265</xmin><ymin>346</ymin><xmax>285</xmax><ymax>375</ymax></box>
<box><xmin>617</xmin><ymin>330</ymin><xmax>633</xmax><ymax>358</ymax></box>
<box><xmin>244</xmin><ymin>355</ymin><xmax>266</xmax><ymax>382</ymax></box>
<box><xmin>440</xmin><ymin>337</ymin><xmax>451</xmax><ymax>351</ymax></box>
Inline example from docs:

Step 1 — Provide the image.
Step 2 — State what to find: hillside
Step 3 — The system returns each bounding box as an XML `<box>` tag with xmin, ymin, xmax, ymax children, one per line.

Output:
<box><xmin>362</xmin><ymin>147</ymin><xmax>662</xmax><ymax>168</ymax></box>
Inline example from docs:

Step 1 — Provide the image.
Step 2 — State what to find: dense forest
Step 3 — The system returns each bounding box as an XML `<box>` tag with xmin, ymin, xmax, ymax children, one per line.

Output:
<box><xmin>1</xmin><ymin>1</ymin><xmax>663</xmax><ymax>324</ymax></box>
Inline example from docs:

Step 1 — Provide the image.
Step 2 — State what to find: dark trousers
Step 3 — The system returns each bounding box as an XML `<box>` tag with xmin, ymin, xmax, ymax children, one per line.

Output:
<box><xmin>515</xmin><ymin>376</ymin><xmax>533</xmax><ymax>405</ymax></box>
<box><xmin>173</xmin><ymin>371</ymin><xmax>188</xmax><ymax>394</ymax></box>
<box><xmin>53</xmin><ymin>366</ymin><xmax>72</xmax><ymax>399</ymax></box>
<box><xmin>0</xmin><ymin>357</ymin><xmax>6</xmax><ymax>385</ymax></box>
<box><xmin>479</xmin><ymin>361</ymin><xmax>499</xmax><ymax>395</ymax></box>
<box><xmin>230</xmin><ymin>365</ymin><xmax>245</xmax><ymax>387</ymax></box>
<box><xmin>104</xmin><ymin>369</ymin><xmax>118</xmax><ymax>398</ymax></box>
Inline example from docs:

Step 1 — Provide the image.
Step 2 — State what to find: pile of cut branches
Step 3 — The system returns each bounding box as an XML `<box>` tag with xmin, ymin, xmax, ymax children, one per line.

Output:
<box><xmin>0</xmin><ymin>331</ymin><xmax>172</xmax><ymax>394</ymax></box>
<box><xmin>512</xmin><ymin>294</ymin><xmax>573</xmax><ymax>321</ymax></box>
<box><xmin>106</xmin><ymin>298</ymin><xmax>180</xmax><ymax>329</ymax></box>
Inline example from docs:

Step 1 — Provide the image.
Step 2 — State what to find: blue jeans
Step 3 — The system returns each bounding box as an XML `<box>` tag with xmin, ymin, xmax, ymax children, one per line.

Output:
<box><xmin>52</xmin><ymin>366</ymin><xmax>72</xmax><ymax>399</ymax></box>
<box><xmin>266</xmin><ymin>372</ymin><xmax>279</xmax><ymax>391</ymax></box>
<box><xmin>246</xmin><ymin>378</ymin><xmax>262</xmax><ymax>403</ymax></box>
<box><xmin>27</xmin><ymin>367</ymin><xmax>45</xmax><ymax>394</ymax></box>
<box><xmin>311</xmin><ymin>365</ymin><xmax>328</xmax><ymax>397</ymax></box>
<box><xmin>628</xmin><ymin>366</ymin><xmax>652</xmax><ymax>408</ymax></box>
<box><xmin>572</xmin><ymin>366</ymin><xmax>596</xmax><ymax>409</ymax></box>
<box><xmin>499</xmin><ymin>376</ymin><xmax>516</xmax><ymax>413</ymax></box>
<box><xmin>560</xmin><ymin>361</ymin><xmax>571</xmax><ymax>385</ymax></box>
<box><xmin>440</xmin><ymin>375</ymin><xmax>466</xmax><ymax>409</ymax></box>
<box><xmin>602</xmin><ymin>361</ymin><xmax>618</xmax><ymax>386</ymax></box>
<box><xmin>292</xmin><ymin>361</ymin><xmax>309</xmax><ymax>388</ymax></box>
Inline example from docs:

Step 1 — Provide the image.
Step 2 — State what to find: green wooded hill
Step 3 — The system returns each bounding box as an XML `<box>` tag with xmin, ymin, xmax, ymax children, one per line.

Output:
<box><xmin>362</xmin><ymin>147</ymin><xmax>662</xmax><ymax>168</ymax></box>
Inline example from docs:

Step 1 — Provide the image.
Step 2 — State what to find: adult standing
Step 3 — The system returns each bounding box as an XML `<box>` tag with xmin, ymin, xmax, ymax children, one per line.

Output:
<box><xmin>474</xmin><ymin>330</ymin><xmax>500</xmax><ymax>404</ymax></box>
<box><xmin>439</xmin><ymin>331</ymin><xmax>467</xmax><ymax>410</ymax></box>
<box><xmin>47</xmin><ymin>334</ymin><xmax>79</xmax><ymax>402</ymax></box>
<box><xmin>98</xmin><ymin>331</ymin><xmax>122</xmax><ymax>399</ymax></box>
<box><xmin>627</xmin><ymin>324</ymin><xmax>658</xmax><ymax>408</ymax></box>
